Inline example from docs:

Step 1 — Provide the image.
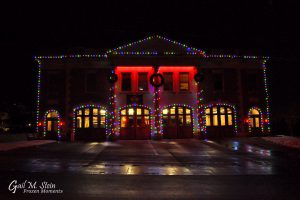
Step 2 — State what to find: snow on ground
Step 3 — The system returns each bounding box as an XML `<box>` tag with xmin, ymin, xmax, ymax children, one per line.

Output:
<box><xmin>262</xmin><ymin>135</ymin><xmax>300</xmax><ymax>149</ymax></box>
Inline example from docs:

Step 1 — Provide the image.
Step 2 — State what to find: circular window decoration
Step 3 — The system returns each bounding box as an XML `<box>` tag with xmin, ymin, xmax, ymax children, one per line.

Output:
<box><xmin>194</xmin><ymin>72</ymin><xmax>204</xmax><ymax>83</ymax></box>
<box><xmin>108</xmin><ymin>73</ymin><xmax>118</xmax><ymax>83</ymax></box>
<box><xmin>150</xmin><ymin>73</ymin><xmax>164</xmax><ymax>87</ymax></box>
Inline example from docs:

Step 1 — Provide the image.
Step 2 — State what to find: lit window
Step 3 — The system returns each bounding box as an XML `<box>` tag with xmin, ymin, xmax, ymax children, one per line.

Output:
<box><xmin>100</xmin><ymin>109</ymin><xmax>106</xmax><ymax>115</ymax></box>
<box><xmin>47</xmin><ymin>111</ymin><xmax>58</xmax><ymax>118</ymax></box>
<box><xmin>206</xmin><ymin>115</ymin><xmax>211</xmax><ymax>126</ymax></box>
<box><xmin>162</xmin><ymin>106</ymin><xmax>192</xmax><ymax>127</ymax></box>
<box><xmin>178</xmin><ymin>107</ymin><xmax>183</xmax><ymax>114</ymax></box>
<box><xmin>137</xmin><ymin>108</ymin><xmax>142</xmax><ymax>115</ymax></box>
<box><xmin>144</xmin><ymin>109</ymin><xmax>149</xmax><ymax>115</ymax></box>
<box><xmin>84</xmin><ymin>117</ymin><xmax>90</xmax><ymax>128</ymax></box>
<box><xmin>47</xmin><ymin>121</ymin><xmax>52</xmax><ymax>131</ymax></box>
<box><xmin>122</xmin><ymin>73</ymin><xmax>131</xmax><ymax>91</ymax></box>
<box><xmin>179</xmin><ymin>73</ymin><xmax>189</xmax><ymax>91</ymax></box>
<box><xmin>93</xmin><ymin>108</ymin><xmax>98</xmax><ymax>115</ymax></box>
<box><xmin>186</xmin><ymin>115</ymin><xmax>191</xmax><ymax>125</ymax></box>
<box><xmin>138</xmin><ymin>73</ymin><xmax>148</xmax><ymax>91</ymax></box>
<box><xmin>93</xmin><ymin>117</ymin><xmax>98</xmax><ymax>128</ymax></box>
<box><xmin>76</xmin><ymin>117</ymin><xmax>82</xmax><ymax>128</ymax></box>
<box><xmin>128</xmin><ymin>108</ymin><xmax>134</xmax><ymax>115</ymax></box>
<box><xmin>163</xmin><ymin>73</ymin><xmax>173</xmax><ymax>91</ymax></box>
<box><xmin>121</xmin><ymin>116</ymin><xmax>127</xmax><ymax>127</ymax></box>
<box><xmin>145</xmin><ymin>116</ymin><xmax>150</xmax><ymax>125</ymax></box>
<box><xmin>206</xmin><ymin>106</ymin><xmax>234</xmax><ymax>127</ymax></box>
<box><xmin>163</xmin><ymin>109</ymin><xmax>168</xmax><ymax>115</ymax></box>
<box><xmin>249</xmin><ymin>108</ymin><xmax>260</xmax><ymax>128</ymax></box>
<box><xmin>100</xmin><ymin>116</ymin><xmax>105</xmax><ymax>127</ymax></box>
<box><xmin>213</xmin><ymin>115</ymin><xmax>218</xmax><ymax>126</ymax></box>
<box><xmin>228</xmin><ymin>115</ymin><xmax>233</xmax><ymax>125</ymax></box>
<box><xmin>186</xmin><ymin>109</ymin><xmax>191</xmax><ymax>114</ymax></box>
<box><xmin>75</xmin><ymin>107</ymin><xmax>106</xmax><ymax>129</ymax></box>
<box><xmin>220</xmin><ymin>115</ymin><xmax>226</xmax><ymax>126</ymax></box>
<box><xmin>170</xmin><ymin>107</ymin><xmax>176</xmax><ymax>114</ymax></box>
<box><xmin>121</xmin><ymin>109</ymin><xmax>126</xmax><ymax>115</ymax></box>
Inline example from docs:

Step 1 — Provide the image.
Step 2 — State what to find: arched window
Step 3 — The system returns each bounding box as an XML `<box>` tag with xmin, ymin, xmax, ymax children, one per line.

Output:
<box><xmin>120</xmin><ymin>107</ymin><xmax>150</xmax><ymax>128</ymax></box>
<box><xmin>205</xmin><ymin>105</ymin><xmax>233</xmax><ymax>127</ymax></box>
<box><xmin>249</xmin><ymin>108</ymin><xmax>261</xmax><ymax>128</ymax></box>
<box><xmin>75</xmin><ymin>107</ymin><xmax>106</xmax><ymax>129</ymax></box>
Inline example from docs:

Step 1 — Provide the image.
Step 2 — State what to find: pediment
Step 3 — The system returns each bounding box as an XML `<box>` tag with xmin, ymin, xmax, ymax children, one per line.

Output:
<box><xmin>106</xmin><ymin>35</ymin><xmax>205</xmax><ymax>56</ymax></box>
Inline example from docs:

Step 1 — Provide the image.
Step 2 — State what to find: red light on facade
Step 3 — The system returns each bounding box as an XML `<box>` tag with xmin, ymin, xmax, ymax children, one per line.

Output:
<box><xmin>115</xmin><ymin>66</ymin><xmax>153</xmax><ymax>72</ymax></box>
<box><xmin>244</xmin><ymin>119</ymin><xmax>250</xmax><ymax>123</ymax></box>
<box><xmin>38</xmin><ymin>122</ymin><xmax>42</xmax><ymax>126</ymax></box>
<box><xmin>264</xmin><ymin>119</ymin><xmax>269</xmax><ymax>123</ymax></box>
<box><xmin>59</xmin><ymin>122</ymin><xmax>64</xmax><ymax>126</ymax></box>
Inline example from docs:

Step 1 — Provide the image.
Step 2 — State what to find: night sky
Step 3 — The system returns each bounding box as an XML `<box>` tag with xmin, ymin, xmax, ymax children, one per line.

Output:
<box><xmin>1</xmin><ymin>0</ymin><xmax>300</xmax><ymax>121</ymax></box>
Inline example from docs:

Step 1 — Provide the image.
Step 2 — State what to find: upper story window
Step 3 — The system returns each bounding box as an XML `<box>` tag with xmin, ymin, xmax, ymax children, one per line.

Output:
<box><xmin>47</xmin><ymin>71</ymin><xmax>61</xmax><ymax>98</ymax></box>
<box><xmin>205</xmin><ymin>105</ymin><xmax>233</xmax><ymax>127</ymax></box>
<box><xmin>85</xmin><ymin>72</ymin><xmax>97</xmax><ymax>93</ymax></box>
<box><xmin>163</xmin><ymin>72</ymin><xmax>173</xmax><ymax>91</ymax></box>
<box><xmin>213</xmin><ymin>72</ymin><xmax>224</xmax><ymax>92</ymax></box>
<box><xmin>247</xmin><ymin>72</ymin><xmax>258</xmax><ymax>92</ymax></box>
<box><xmin>138</xmin><ymin>73</ymin><xmax>148</xmax><ymax>91</ymax></box>
<box><xmin>179</xmin><ymin>72</ymin><xmax>189</xmax><ymax>91</ymax></box>
<box><xmin>122</xmin><ymin>73</ymin><xmax>131</xmax><ymax>91</ymax></box>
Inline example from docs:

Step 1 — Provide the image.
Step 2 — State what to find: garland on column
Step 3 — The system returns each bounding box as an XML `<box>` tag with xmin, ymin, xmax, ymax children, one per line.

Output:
<box><xmin>262</xmin><ymin>60</ymin><xmax>271</xmax><ymax>133</ymax></box>
<box><xmin>195</xmin><ymin>71</ymin><xmax>206</xmax><ymax>136</ymax></box>
<box><xmin>107</xmin><ymin>71</ymin><xmax>118</xmax><ymax>139</ymax></box>
<box><xmin>197</xmin><ymin>87</ymin><xmax>206</xmax><ymax>135</ymax></box>
<box><xmin>150</xmin><ymin>71</ymin><xmax>164</xmax><ymax>139</ymax></box>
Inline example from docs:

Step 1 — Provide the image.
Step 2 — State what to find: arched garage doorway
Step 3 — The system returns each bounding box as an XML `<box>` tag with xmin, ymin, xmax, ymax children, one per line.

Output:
<box><xmin>162</xmin><ymin>105</ymin><xmax>193</xmax><ymax>139</ymax></box>
<box><xmin>205</xmin><ymin>104</ymin><xmax>237</xmax><ymax>138</ymax></box>
<box><xmin>74</xmin><ymin>105</ymin><xmax>107</xmax><ymax>141</ymax></box>
<box><xmin>119</xmin><ymin>106</ymin><xmax>151</xmax><ymax>140</ymax></box>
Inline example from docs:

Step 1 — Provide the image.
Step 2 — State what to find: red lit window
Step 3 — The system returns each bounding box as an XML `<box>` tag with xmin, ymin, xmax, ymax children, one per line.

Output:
<box><xmin>122</xmin><ymin>73</ymin><xmax>131</xmax><ymax>91</ymax></box>
<box><xmin>163</xmin><ymin>72</ymin><xmax>173</xmax><ymax>91</ymax></box>
<box><xmin>179</xmin><ymin>73</ymin><xmax>189</xmax><ymax>91</ymax></box>
<box><xmin>138</xmin><ymin>73</ymin><xmax>148</xmax><ymax>91</ymax></box>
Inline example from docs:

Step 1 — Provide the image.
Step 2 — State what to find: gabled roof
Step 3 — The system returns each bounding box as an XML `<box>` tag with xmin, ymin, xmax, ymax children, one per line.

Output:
<box><xmin>106</xmin><ymin>35</ymin><xmax>206</xmax><ymax>56</ymax></box>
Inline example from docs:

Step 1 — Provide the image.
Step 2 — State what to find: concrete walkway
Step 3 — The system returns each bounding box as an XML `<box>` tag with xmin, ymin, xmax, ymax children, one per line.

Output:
<box><xmin>0</xmin><ymin>140</ymin><xmax>56</xmax><ymax>151</ymax></box>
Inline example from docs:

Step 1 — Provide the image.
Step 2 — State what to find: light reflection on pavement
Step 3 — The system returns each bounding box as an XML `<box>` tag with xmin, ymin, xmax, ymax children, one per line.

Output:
<box><xmin>0</xmin><ymin>139</ymin><xmax>297</xmax><ymax>175</ymax></box>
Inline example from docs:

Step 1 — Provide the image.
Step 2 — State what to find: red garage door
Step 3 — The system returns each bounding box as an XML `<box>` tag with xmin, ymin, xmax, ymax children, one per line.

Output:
<box><xmin>162</xmin><ymin>106</ymin><xmax>193</xmax><ymax>139</ymax></box>
<box><xmin>120</xmin><ymin>107</ymin><xmax>151</xmax><ymax>140</ymax></box>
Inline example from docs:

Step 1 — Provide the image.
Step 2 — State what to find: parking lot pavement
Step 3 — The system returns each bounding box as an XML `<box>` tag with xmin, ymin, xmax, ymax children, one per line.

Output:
<box><xmin>0</xmin><ymin>140</ymin><xmax>56</xmax><ymax>151</ymax></box>
<box><xmin>0</xmin><ymin>138</ymin><xmax>299</xmax><ymax>175</ymax></box>
<box><xmin>1</xmin><ymin>138</ymin><xmax>300</xmax><ymax>199</ymax></box>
